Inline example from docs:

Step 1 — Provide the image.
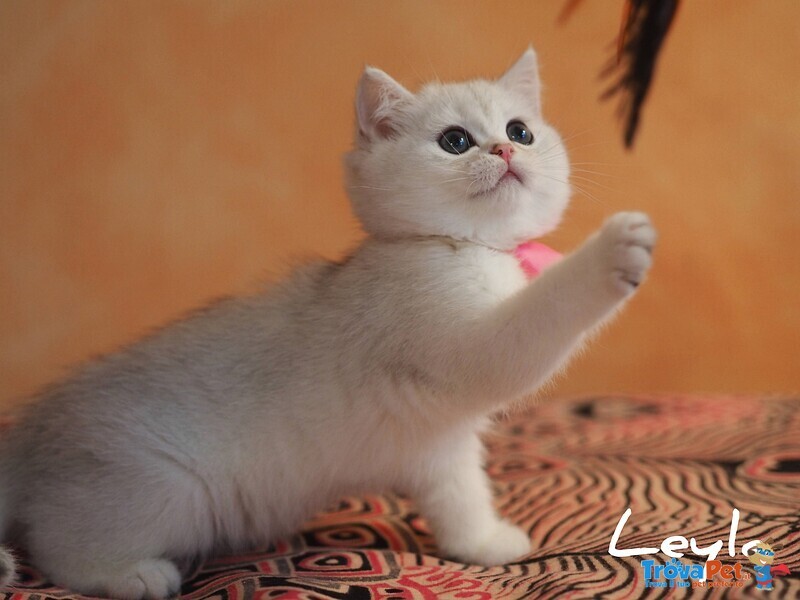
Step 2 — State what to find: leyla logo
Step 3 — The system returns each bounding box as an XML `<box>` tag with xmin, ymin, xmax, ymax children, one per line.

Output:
<box><xmin>608</xmin><ymin>508</ymin><xmax>792</xmax><ymax>590</ymax></box>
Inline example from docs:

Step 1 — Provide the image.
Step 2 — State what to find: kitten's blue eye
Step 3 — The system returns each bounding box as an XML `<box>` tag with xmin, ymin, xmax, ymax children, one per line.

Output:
<box><xmin>507</xmin><ymin>121</ymin><xmax>533</xmax><ymax>145</ymax></box>
<box><xmin>438</xmin><ymin>128</ymin><xmax>474</xmax><ymax>155</ymax></box>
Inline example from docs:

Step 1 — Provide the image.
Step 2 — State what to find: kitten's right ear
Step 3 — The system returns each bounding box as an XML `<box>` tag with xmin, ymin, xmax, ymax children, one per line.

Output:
<box><xmin>499</xmin><ymin>47</ymin><xmax>542</xmax><ymax>115</ymax></box>
<box><xmin>355</xmin><ymin>67</ymin><xmax>413</xmax><ymax>141</ymax></box>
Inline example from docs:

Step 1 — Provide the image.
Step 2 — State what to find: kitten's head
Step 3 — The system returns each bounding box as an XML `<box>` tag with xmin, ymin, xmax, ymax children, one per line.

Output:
<box><xmin>344</xmin><ymin>48</ymin><xmax>570</xmax><ymax>251</ymax></box>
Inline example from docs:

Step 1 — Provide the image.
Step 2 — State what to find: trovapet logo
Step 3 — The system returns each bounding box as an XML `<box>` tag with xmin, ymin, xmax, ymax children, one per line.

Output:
<box><xmin>748</xmin><ymin>541</ymin><xmax>791</xmax><ymax>591</ymax></box>
<box><xmin>608</xmin><ymin>508</ymin><xmax>792</xmax><ymax>591</ymax></box>
<box><xmin>641</xmin><ymin>558</ymin><xmax>746</xmax><ymax>589</ymax></box>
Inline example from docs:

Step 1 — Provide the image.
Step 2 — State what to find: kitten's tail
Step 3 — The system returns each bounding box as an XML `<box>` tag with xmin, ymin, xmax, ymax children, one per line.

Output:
<box><xmin>0</xmin><ymin>546</ymin><xmax>14</xmax><ymax>588</ymax></box>
<box><xmin>0</xmin><ymin>452</ymin><xmax>16</xmax><ymax>587</ymax></box>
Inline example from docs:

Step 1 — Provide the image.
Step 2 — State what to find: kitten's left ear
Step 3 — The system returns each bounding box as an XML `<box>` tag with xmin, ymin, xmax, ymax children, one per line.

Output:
<box><xmin>355</xmin><ymin>67</ymin><xmax>414</xmax><ymax>141</ymax></box>
<box><xmin>499</xmin><ymin>47</ymin><xmax>542</xmax><ymax>115</ymax></box>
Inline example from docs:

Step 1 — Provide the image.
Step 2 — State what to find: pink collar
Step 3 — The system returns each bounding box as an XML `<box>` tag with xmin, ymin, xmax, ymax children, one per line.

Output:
<box><xmin>512</xmin><ymin>241</ymin><xmax>562</xmax><ymax>279</ymax></box>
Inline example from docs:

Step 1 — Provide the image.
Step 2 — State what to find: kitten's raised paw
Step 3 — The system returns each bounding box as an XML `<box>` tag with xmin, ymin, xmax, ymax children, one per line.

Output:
<box><xmin>454</xmin><ymin>520</ymin><xmax>531</xmax><ymax>566</ymax></box>
<box><xmin>597</xmin><ymin>212</ymin><xmax>656</xmax><ymax>294</ymax></box>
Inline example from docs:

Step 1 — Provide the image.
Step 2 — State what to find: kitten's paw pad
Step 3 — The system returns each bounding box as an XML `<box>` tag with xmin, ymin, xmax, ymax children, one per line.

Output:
<box><xmin>600</xmin><ymin>212</ymin><xmax>656</xmax><ymax>293</ymax></box>
<box><xmin>104</xmin><ymin>559</ymin><xmax>181</xmax><ymax>600</ymax></box>
<box><xmin>456</xmin><ymin>521</ymin><xmax>531</xmax><ymax>566</ymax></box>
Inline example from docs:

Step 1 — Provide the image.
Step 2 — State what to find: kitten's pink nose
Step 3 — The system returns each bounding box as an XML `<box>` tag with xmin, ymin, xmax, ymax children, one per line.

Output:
<box><xmin>491</xmin><ymin>143</ymin><xmax>515</xmax><ymax>165</ymax></box>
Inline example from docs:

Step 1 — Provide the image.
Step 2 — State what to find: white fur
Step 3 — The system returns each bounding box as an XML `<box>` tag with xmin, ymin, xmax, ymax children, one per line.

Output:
<box><xmin>347</xmin><ymin>50</ymin><xmax>569</xmax><ymax>250</ymax></box>
<box><xmin>0</xmin><ymin>48</ymin><xmax>655</xmax><ymax>599</ymax></box>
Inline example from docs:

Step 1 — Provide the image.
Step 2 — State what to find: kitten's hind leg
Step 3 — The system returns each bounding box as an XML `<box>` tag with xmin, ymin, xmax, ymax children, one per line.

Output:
<box><xmin>34</xmin><ymin>550</ymin><xmax>181</xmax><ymax>600</ymax></box>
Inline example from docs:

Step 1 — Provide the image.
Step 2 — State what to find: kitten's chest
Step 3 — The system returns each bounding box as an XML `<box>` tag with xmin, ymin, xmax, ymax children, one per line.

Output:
<box><xmin>434</xmin><ymin>244</ymin><xmax>529</xmax><ymax>304</ymax></box>
<box><xmin>342</xmin><ymin>239</ymin><xmax>529</xmax><ymax>326</ymax></box>
<box><xmin>476</xmin><ymin>248</ymin><xmax>529</xmax><ymax>297</ymax></box>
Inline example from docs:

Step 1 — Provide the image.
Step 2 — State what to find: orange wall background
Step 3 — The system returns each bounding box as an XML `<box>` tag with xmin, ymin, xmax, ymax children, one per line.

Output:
<box><xmin>2</xmin><ymin>1</ymin><xmax>799</xmax><ymax>410</ymax></box>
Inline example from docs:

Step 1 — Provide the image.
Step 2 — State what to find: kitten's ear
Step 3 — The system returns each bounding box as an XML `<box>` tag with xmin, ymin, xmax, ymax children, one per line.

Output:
<box><xmin>499</xmin><ymin>47</ymin><xmax>542</xmax><ymax>114</ymax></box>
<box><xmin>355</xmin><ymin>67</ymin><xmax>413</xmax><ymax>141</ymax></box>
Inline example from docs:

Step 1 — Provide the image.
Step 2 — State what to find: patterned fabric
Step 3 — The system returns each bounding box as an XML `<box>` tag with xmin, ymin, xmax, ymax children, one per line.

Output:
<box><xmin>2</xmin><ymin>395</ymin><xmax>799</xmax><ymax>599</ymax></box>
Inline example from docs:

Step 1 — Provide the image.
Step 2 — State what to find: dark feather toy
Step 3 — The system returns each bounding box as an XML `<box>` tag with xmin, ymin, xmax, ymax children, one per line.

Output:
<box><xmin>561</xmin><ymin>0</ymin><xmax>681</xmax><ymax>148</ymax></box>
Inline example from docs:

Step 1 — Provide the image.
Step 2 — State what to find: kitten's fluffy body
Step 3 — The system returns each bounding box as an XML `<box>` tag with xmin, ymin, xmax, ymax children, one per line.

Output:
<box><xmin>0</xmin><ymin>49</ymin><xmax>655</xmax><ymax>599</ymax></box>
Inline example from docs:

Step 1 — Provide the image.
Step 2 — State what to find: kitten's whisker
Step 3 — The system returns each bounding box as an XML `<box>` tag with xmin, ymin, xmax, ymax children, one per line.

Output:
<box><xmin>536</xmin><ymin>151</ymin><xmax>566</xmax><ymax>165</ymax></box>
<box><xmin>558</xmin><ymin>127</ymin><xmax>609</xmax><ymax>141</ymax></box>
<box><xmin>439</xmin><ymin>166</ymin><xmax>471</xmax><ymax>175</ymax></box>
<box><xmin>556</xmin><ymin>128</ymin><xmax>598</xmax><ymax>146</ymax></box>
<box><xmin>537</xmin><ymin>160</ymin><xmax>622</xmax><ymax>172</ymax></box>
<box><xmin>570</xmin><ymin>161</ymin><xmax>626</xmax><ymax>168</ymax></box>
<box><xmin>570</xmin><ymin>169</ymin><xmax>619</xmax><ymax>179</ymax></box>
<box><xmin>572</xmin><ymin>185</ymin><xmax>607</xmax><ymax>205</ymax></box>
<box><xmin>531</xmin><ymin>171</ymin><xmax>606</xmax><ymax>205</ymax></box>
<box><xmin>569</xmin><ymin>175</ymin><xmax>618</xmax><ymax>194</ymax></box>
<box><xmin>535</xmin><ymin>127</ymin><xmax>598</xmax><ymax>157</ymax></box>
<box><xmin>566</xmin><ymin>180</ymin><xmax>607</xmax><ymax>205</ymax></box>
<box><xmin>464</xmin><ymin>178</ymin><xmax>480</xmax><ymax>200</ymax></box>
<box><xmin>537</xmin><ymin>139</ymin><xmax>569</xmax><ymax>159</ymax></box>
<box><xmin>564</xmin><ymin>140</ymin><xmax>617</xmax><ymax>152</ymax></box>
<box><xmin>533</xmin><ymin>172</ymin><xmax>569</xmax><ymax>185</ymax></box>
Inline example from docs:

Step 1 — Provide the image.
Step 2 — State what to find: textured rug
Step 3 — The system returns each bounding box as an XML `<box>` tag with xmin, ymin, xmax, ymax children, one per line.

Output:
<box><xmin>2</xmin><ymin>394</ymin><xmax>799</xmax><ymax>599</ymax></box>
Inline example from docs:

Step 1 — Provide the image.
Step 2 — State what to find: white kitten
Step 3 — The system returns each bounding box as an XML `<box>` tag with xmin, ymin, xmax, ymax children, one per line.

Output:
<box><xmin>0</xmin><ymin>48</ymin><xmax>655</xmax><ymax>599</ymax></box>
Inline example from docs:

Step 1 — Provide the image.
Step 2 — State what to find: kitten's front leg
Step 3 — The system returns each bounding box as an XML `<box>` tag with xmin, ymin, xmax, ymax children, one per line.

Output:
<box><xmin>498</xmin><ymin>211</ymin><xmax>656</xmax><ymax>387</ymax></box>
<box><xmin>439</xmin><ymin>212</ymin><xmax>656</xmax><ymax>405</ymax></box>
<box><xmin>410</xmin><ymin>434</ymin><xmax>530</xmax><ymax>566</ymax></box>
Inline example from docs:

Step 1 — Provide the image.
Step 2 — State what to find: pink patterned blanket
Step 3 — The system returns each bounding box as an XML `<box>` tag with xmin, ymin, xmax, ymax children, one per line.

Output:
<box><xmin>2</xmin><ymin>395</ymin><xmax>798</xmax><ymax>599</ymax></box>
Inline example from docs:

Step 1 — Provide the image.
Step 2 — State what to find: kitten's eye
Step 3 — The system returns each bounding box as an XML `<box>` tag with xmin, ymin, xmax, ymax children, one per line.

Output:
<box><xmin>438</xmin><ymin>128</ymin><xmax>475</xmax><ymax>155</ymax></box>
<box><xmin>506</xmin><ymin>121</ymin><xmax>533</xmax><ymax>145</ymax></box>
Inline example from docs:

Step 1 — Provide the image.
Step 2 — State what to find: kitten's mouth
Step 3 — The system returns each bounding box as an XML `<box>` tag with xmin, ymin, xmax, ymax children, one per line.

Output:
<box><xmin>473</xmin><ymin>168</ymin><xmax>522</xmax><ymax>198</ymax></box>
<box><xmin>500</xmin><ymin>168</ymin><xmax>522</xmax><ymax>183</ymax></box>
